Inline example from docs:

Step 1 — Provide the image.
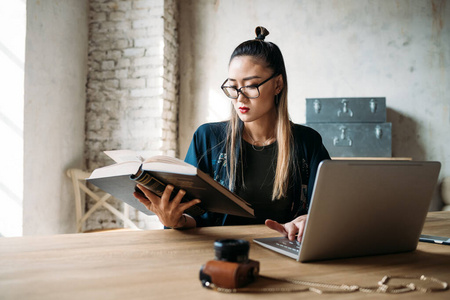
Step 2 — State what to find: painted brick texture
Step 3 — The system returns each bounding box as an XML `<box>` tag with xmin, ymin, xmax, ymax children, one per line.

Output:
<box><xmin>84</xmin><ymin>0</ymin><xmax>179</xmax><ymax>230</ymax></box>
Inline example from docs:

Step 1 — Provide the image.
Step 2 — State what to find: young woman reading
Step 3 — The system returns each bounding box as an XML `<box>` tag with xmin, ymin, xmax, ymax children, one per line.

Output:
<box><xmin>134</xmin><ymin>26</ymin><xmax>330</xmax><ymax>241</ymax></box>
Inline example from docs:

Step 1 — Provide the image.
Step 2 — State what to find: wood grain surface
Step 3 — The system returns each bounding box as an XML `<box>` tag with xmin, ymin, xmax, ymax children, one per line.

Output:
<box><xmin>1</xmin><ymin>212</ymin><xmax>449</xmax><ymax>299</ymax></box>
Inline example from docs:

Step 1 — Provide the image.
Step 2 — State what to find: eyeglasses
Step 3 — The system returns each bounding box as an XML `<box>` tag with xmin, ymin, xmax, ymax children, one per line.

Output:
<box><xmin>221</xmin><ymin>73</ymin><xmax>278</xmax><ymax>99</ymax></box>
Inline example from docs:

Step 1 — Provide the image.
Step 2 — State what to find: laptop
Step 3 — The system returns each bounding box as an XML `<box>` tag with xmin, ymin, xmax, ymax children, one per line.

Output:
<box><xmin>254</xmin><ymin>160</ymin><xmax>441</xmax><ymax>262</ymax></box>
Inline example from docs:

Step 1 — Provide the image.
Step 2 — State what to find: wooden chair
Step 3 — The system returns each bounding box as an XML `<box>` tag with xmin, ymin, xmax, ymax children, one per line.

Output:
<box><xmin>66</xmin><ymin>168</ymin><xmax>139</xmax><ymax>232</ymax></box>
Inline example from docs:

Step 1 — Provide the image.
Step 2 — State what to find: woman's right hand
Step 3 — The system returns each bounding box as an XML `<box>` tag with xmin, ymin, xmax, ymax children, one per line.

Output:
<box><xmin>133</xmin><ymin>184</ymin><xmax>200</xmax><ymax>228</ymax></box>
<box><xmin>265</xmin><ymin>214</ymin><xmax>308</xmax><ymax>242</ymax></box>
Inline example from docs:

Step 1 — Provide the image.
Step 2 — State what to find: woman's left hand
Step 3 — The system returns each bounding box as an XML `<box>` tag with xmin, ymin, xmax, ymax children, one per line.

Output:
<box><xmin>265</xmin><ymin>214</ymin><xmax>308</xmax><ymax>242</ymax></box>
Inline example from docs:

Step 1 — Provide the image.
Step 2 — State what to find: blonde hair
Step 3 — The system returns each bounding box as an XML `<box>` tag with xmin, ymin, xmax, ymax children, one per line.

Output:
<box><xmin>226</xmin><ymin>27</ymin><xmax>292</xmax><ymax>200</ymax></box>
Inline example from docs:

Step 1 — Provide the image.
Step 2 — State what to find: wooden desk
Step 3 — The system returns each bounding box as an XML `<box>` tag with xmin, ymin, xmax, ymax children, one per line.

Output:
<box><xmin>1</xmin><ymin>212</ymin><xmax>449</xmax><ymax>299</ymax></box>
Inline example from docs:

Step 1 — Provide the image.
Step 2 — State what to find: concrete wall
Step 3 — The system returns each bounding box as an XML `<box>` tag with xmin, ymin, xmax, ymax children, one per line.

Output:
<box><xmin>23</xmin><ymin>0</ymin><xmax>88</xmax><ymax>235</ymax></box>
<box><xmin>179</xmin><ymin>0</ymin><xmax>450</xmax><ymax>210</ymax></box>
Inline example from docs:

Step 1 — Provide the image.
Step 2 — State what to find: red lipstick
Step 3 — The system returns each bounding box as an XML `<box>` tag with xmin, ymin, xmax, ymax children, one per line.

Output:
<box><xmin>239</xmin><ymin>106</ymin><xmax>249</xmax><ymax>114</ymax></box>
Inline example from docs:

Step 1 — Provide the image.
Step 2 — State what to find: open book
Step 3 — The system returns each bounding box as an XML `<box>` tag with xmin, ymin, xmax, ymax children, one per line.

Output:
<box><xmin>87</xmin><ymin>150</ymin><xmax>254</xmax><ymax>218</ymax></box>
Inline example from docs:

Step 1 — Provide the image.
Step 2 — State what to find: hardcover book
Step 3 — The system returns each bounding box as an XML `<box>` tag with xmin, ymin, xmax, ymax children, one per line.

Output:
<box><xmin>87</xmin><ymin>150</ymin><xmax>254</xmax><ymax>218</ymax></box>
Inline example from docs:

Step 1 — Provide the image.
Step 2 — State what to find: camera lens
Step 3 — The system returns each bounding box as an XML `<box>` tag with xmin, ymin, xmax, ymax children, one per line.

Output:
<box><xmin>214</xmin><ymin>239</ymin><xmax>249</xmax><ymax>263</ymax></box>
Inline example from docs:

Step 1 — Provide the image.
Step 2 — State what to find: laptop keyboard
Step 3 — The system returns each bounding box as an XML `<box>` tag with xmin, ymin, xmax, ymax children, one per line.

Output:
<box><xmin>275</xmin><ymin>239</ymin><xmax>301</xmax><ymax>254</ymax></box>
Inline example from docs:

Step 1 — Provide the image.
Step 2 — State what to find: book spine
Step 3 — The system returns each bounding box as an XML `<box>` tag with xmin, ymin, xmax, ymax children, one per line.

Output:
<box><xmin>131</xmin><ymin>170</ymin><xmax>166</xmax><ymax>197</ymax></box>
<box><xmin>130</xmin><ymin>169</ymin><xmax>206</xmax><ymax>217</ymax></box>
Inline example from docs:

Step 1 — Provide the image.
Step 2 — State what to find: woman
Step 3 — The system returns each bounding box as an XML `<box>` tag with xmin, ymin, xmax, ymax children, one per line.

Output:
<box><xmin>134</xmin><ymin>27</ymin><xmax>330</xmax><ymax>241</ymax></box>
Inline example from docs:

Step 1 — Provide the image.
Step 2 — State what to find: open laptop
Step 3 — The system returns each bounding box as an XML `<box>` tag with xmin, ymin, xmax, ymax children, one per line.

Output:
<box><xmin>254</xmin><ymin>160</ymin><xmax>441</xmax><ymax>262</ymax></box>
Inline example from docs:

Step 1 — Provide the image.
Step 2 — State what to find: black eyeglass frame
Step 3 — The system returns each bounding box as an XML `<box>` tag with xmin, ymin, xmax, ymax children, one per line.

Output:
<box><xmin>221</xmin><ymin>73</ymin><xmax>279</xmax><ymax>99</ymax></box>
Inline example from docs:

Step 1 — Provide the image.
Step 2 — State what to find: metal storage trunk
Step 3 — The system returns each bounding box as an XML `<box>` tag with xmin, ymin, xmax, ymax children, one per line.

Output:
<box><xmin>305</xmin><ymin>97</ymin><xmax>392</xmax><ymax>157</ymax></box>
<box><xmin>306</xmin><ymin>97</ymin><xmax>386</xmax><ymax>123</ymax></box>
<box><xmin>306</xmin><ymin>122</ymin><xmax>392</xmax><ymax>157</ymax></box>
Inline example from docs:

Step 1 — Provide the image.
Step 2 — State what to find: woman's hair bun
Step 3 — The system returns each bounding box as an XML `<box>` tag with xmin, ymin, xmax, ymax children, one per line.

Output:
<box><xmin>255</xmin><ymin>26</ymin><xmax>270</xmax><ymax>41</ymax></box>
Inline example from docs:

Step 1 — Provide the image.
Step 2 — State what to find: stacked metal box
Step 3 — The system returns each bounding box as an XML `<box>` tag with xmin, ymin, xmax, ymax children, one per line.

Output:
<box><xmin>305</xmin><ymin>97</ymin><xmax>392</xmax><ymax>157</ymax></box>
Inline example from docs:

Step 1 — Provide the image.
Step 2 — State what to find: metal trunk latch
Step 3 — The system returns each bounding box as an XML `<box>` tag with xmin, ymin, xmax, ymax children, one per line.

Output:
<box><xmin>333</xmin><ymin>126</ymin><xmax>353</xmax><ymax>147</ymax></box>
<box><xmin>313</xmin><ymin>99</ymin><xmax>321</xmax><ymax>114</ymax></box>
<box><xmin>337</xmin><ymin>99</ymin><xmax>353</xmax><ymax>118</ymax></box>
<box><xmin>370</xmin><ymin>99</ymin><xmax>378</xmax><ymax>114</ymax></box>
<box><xmin>375</xmin><ymin>125</ymin><xmax>383</xmax><ymax>139</ymax></box>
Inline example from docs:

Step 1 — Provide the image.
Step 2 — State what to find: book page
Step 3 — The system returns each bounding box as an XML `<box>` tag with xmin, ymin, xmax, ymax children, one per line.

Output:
<box><xmin>104</xmin><ymin>150</ymin><xmax>152</xmax><ymax>163</ymax></box>
<box><xmin>142</xmin><ymin>161</ymin><xmax>196</xmax><ymax>175</ymax></box>
<box><xmin>89</xmin><ymin>161</ymin><xmax>142</xmax><ymax>179</ymax></box>
<box><xmin>143</xmin><ymin>155</ymin><xmax>191</xmax><ymax>166</ymax></box>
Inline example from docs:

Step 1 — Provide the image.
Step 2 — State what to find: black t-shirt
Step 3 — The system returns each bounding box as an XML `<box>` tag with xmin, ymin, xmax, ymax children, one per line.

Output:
<box><xmin>185</xmin><ymin>121</ymin><xmax>331</xmax><ymax>227</ymax></box>
<box><xmin>225</xmin><ymin>140</ymin><xmax>293</xmax><ymax>225</ymax></box>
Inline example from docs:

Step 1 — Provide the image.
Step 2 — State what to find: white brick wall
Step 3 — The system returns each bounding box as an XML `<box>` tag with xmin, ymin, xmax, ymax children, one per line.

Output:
<box><xmin>85</xmin><ymin>0</ymin><xmax>179</xmax><ymax>231</ymax></box>
<box><xmin>162</xmin><ymin>0</ymin><xmax>179</xmax><ymax>157</ymax></box>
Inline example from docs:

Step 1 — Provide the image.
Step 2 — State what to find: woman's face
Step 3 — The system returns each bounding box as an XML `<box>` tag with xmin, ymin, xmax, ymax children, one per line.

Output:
<box><xmin>226</xmin><ymin>55</ymin><xmax>282</xmax><ymax>124</ymax></box>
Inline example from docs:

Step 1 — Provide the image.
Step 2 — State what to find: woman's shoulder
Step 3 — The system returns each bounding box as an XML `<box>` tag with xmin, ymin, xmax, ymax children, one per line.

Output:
<box><xmin>195</xmin><ymin>121</ymin><xmax>228</xmax><ymax>135</ymax></box>
<box><xmin>291</xmin><ymin>123</ymin><xmax>323</xmax><ymax>141</ymax></box>
<box><xmin>193</xmin><ymin>121</ymin><xmax>229</xmax><ymax>140</ymax></box>
<box><xmin>195</xmin><ymin>121</ymin><xmax>228</xmax><ymax>132</ymax></box>
<box><xmin>291</xmin><ymin>122</ymin><xmax>331</xmax><ymax>161</ymax></box>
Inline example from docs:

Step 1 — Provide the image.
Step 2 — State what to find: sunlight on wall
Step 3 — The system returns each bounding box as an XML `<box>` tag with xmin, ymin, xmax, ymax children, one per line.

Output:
<box><xmin>207</xmin><ymin>89</ymin><xmax>231</xmax><ymax>123</ymax></box>
<box><xmin>0</xmin><ymin>1</ymin><xmax>25</xmax><ymax>237</ymax></box>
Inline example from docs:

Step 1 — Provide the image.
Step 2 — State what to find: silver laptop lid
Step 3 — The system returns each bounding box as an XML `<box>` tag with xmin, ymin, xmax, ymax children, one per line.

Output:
<box><xmin>298</xmin><ymin>160</ymin><xmax>441</xmax><ymax>262</ymax></box>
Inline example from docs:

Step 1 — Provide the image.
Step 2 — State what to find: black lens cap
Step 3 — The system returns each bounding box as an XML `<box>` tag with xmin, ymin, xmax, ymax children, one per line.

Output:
<box><xmin>214</xmin><ymin>239</ymin><xmax>249</xmax><ymax>263</ymax></box>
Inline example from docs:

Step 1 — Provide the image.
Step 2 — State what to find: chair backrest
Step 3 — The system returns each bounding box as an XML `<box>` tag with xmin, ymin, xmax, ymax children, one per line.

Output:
<box><xmin>66</xmin><ymin>168</ymin><xmax>139</xmax><ymax>232</ymax></box>
<box><xmin>67</xmin><ymin>169</ymin><xmax>92</xmax><ymax>232</ymax></box>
